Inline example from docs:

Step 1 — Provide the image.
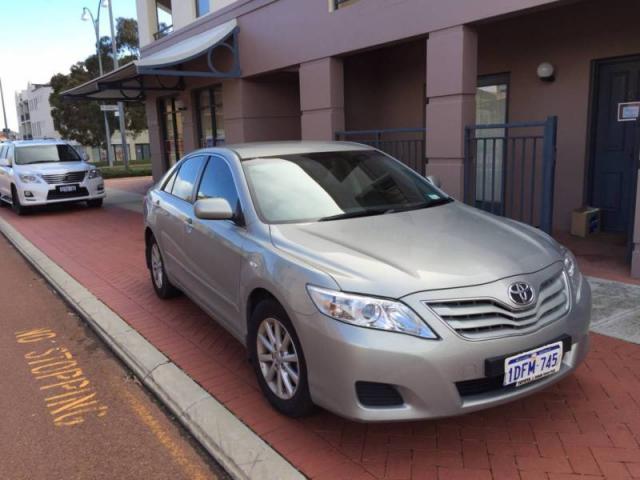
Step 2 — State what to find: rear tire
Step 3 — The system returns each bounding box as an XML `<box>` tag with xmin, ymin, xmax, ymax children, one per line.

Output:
<box><xmin>11</xmin><ymin>186</ymin><xmax>28</xmax><ymax>216</ymax></box>
<box><xmin>87</xmin><ymin>198</ymin><xmax>103</xmax><ymax>208</ymax></box>
<box><xmin>248</xmin><ymin>299</ymin><xmax>314</xmax><ymax>417</ymax></box>
<box><xmin>148</xmin><ymin>236</ymin><xmax>180</xmax><ymax>299</ymax></box>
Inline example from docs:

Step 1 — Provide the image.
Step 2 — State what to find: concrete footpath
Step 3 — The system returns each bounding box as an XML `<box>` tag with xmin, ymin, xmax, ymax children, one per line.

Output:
<box><xmin>0</xmin><ymin>177</ymin><xmax>639</xmax><ymax>480</ymax></box>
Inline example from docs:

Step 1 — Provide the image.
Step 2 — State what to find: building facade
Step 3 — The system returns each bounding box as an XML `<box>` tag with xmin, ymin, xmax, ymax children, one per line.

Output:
<box><xmin>15</xmin><ymin>83</ymin><xmax>57</xmax><ymax>140</ymax></box>
<box><xmin>67</xmin><ymin>0</ymin><xmax>640</xmax><ymax>277</ymax></box>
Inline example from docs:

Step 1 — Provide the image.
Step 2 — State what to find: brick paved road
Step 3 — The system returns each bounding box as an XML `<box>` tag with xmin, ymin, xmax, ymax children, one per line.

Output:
<box><xmin>0</xmin><ymin>182</ymin><xmax>639</xmax><ymax>479</ymax></box>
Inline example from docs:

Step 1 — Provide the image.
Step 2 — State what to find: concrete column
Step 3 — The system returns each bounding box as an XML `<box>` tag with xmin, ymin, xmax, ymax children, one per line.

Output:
<box><xmin>135</xmin><ymin>0</ymin><xmax>157</xmax><ymax>48</ymax></box>
<box><xmin>632</xmin><ymin>170</ymin><xmax>640</xmax><ymax>278</ymax></box>
<box><xmin>224</xmin><ymin>78</ymin><xmax>301</xmax><ymax>144</ymax></box>
<box><xmin>144</xmin><ymin>98</ymin><xmax>165</xmax><ymax>181</ymax></box>
<box><xmin>425</xmin><ymin>26</ymin><xmax>477</xmax><ymax>199</ymax></box>
<box><xmin>299</xmin><ymin>57</ymin><xmax>344</xmax><ymax>141</ymax></box>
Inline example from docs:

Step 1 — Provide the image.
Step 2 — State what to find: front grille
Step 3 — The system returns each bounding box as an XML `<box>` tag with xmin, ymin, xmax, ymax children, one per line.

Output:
<box><xmin>47</xmin><ymin>187</ymin><xmax>89</xmax><ymax>200</ymax></box>
<box><xmin>426</xmin><ymin>271</ymin><xmax>570</xmax><ymax>340</ymax></box>
<box><xmin>356</xmin><ymin>382</ymin><xmax>404</xmax><ymax>407</ymax></box>
<box><xmin>41</xmin><ymin>171</ymin><xmax>86</xmax><ymax>184</ymax></box>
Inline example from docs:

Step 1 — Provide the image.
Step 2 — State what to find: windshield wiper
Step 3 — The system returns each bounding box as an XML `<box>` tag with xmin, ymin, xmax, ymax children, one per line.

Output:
<box><xmin>318</xmin><ymin>207</ymin><xmax>390</xmax><ymax>222</ymax></box>
<box><xmin>393</xmin><ymin>197</ymin><xmax>453</xmax><ymax>212</ymax></box>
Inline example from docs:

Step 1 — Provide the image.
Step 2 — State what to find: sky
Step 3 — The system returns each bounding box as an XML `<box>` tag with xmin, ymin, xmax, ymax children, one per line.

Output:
<box><xmin>0</xmin><ymin>0</ymin><xmax>138</xmax><ymax>131</ymax></box>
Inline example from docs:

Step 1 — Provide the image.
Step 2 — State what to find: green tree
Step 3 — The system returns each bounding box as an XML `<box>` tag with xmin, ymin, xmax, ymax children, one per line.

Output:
<box><xmin>49</xmin><ymin>18</ymin><xmax>147</xmax><ymax>149</ymax></box>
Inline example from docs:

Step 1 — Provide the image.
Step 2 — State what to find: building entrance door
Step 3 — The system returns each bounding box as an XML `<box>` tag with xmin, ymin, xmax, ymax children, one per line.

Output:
<box><xmin>590</xmin><ymin>56</ymin><xmax>640</xmax><ymax>233</ymax></box>
<box><xmin>160</xmin><ymin>97</ymin><xmax>184</xmax><ymax>168</ymax></box>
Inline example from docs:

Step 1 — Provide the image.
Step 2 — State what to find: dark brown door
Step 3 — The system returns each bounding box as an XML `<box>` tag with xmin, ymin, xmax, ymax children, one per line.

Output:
<box><xmin>590</xmin><ymin>56</ymin><xmax>640</xmax><ymax>233</ymax></box>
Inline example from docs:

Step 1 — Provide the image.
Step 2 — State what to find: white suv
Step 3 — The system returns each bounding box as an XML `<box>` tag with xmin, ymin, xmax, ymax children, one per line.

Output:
<box><xmin>0</xmin><ymin>140</ymin><xmax>106</xmax><ymax>215</ymax></box>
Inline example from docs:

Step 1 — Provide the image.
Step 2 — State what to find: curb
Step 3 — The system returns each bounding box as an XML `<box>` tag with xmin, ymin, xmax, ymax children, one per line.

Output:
<box><xmin>0</xmin><ymin>217</ymin><xmax>305</xmax><ymax>480</ymax></box>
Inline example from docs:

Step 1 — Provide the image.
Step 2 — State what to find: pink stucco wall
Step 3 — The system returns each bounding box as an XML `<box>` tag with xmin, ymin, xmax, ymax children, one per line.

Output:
<box><xmin>477</xmin><ymin>0</ymin><xmax>640</xmax><ymax>230</ymax></box>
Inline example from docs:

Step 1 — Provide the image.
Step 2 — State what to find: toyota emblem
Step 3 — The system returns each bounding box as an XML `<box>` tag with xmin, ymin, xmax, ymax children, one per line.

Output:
<box><xmin>508</xmin><ymin>282</ymin><xmax>535</xmax><ymax>306</ymax></box>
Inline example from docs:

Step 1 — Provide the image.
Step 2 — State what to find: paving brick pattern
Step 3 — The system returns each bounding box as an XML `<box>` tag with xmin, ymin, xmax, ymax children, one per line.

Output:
<box><xmin>2</xmin><ymin>201</ymin><xmax>640</xmax><ymax>479</ymax></box>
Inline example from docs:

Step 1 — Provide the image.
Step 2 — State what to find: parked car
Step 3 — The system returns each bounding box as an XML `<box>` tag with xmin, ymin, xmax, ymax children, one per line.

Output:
<box><xmin>0</xmin><ymin>139</ymin><xmax>105</xmax><ymax>215</ymax></box>
<box><xmin>143</xmin><ymin>141</ymin><xmax>591</xmax><ymax>421</ymax></box>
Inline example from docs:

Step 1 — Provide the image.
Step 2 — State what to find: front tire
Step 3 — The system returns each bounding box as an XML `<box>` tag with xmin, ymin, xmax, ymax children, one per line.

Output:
<box><xmin>11</xmin><ymin>186</ymin><xmax>28</xmax><ymax>216</ymax></box>
<box><xmin>87</xmin><ymin>198</ymin><xmax>103</xmax><ymax>208</ymax></box>
<box><xmin>248</xmin><ymin>299</ymin><xmax>314</xmax><ymax>417</ymax></box>
<box><xmin>148</xmin><ymin>236</ymin><xmax>180</xmax><ymax>299</ymax></box>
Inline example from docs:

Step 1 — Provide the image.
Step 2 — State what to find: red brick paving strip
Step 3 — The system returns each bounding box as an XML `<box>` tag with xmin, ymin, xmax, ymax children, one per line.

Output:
<box><xmin>2</xmin><ymin>203</ymin><xmax>640</xmax><ymax>479</ymax></box>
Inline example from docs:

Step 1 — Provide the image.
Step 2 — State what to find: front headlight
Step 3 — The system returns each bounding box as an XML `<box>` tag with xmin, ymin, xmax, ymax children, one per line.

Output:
<box><xmin>561</xmin><ymin>247</ymin><xmax>578</xmax><ymax>278</ymax></box>
<box><xmin>306</xmin><ymin>285</ymin><xmax>438</xmax><ymax>339</ymax></box>
<box><xmin>18</xmin><ymin>173</ymin><xmax>42</xmax><ymax>184</ymax></box>
<box><xmin>87</xmin><ymin>169</ymin><xmax>102</xmax><ymax>179</ymax></box>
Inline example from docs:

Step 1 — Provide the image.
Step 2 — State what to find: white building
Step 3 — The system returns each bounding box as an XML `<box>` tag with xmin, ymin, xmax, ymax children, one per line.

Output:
<box><xmin>15</xmin><ymin>83</ymin><xmax>57</xmax><ymax>140</ymax></box>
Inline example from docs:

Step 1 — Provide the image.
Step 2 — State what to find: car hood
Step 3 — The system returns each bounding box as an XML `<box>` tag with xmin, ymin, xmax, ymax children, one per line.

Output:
<box><xmin>15</xmin><ymin>162</ymin><xmax>89</xmax><ymax>173</ymax></box>
<box><xmin>269</xmin><ymin>202</ymin><xmax>562</xmax><ymax>298</ymax></box>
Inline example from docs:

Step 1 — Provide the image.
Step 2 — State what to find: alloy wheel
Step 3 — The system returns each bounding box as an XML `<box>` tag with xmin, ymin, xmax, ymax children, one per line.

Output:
<box><xmin>150</xmin><ymin>243</ymin><xmax>164</xmax><ymax>289</ymax></box>
<box><xmin>256</xmin><ymin>317</ymin><xmax>300</xmax><ymax>400</ymax></box>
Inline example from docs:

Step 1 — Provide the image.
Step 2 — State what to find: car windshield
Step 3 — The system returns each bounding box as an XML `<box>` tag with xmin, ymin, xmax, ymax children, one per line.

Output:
<box><xmin>15</xmin><ymin>145</ymin><xmax>81</xmax><ymax>165</ymax></box>
<box><xmin>242</xmin><ymin>150</ymin><xmax>451</xmax><ymax>224</ymax></box>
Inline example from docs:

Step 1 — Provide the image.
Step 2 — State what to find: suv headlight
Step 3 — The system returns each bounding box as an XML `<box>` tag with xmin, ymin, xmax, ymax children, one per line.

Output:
<box><xmin>87</xmin><ymin>169</ymin><xmax>102</xmax><ymax>179</ymax></box>
<box><xmin>306</xmin><ymin>285</ymin><xmax>438</xmax><ymax>339</ymax></box>
<box><xmin>18</xmin><ymin>173</ymin><xmax>42</xmax><ymax>184</ymax></box>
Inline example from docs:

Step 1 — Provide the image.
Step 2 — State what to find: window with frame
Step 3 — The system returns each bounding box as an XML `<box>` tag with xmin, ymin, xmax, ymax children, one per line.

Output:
<box><xmin>170</xmin><ymin>155</ymin><xmax>206</xmax><ymax>202</ymax></box>
<box><xmin>197</xmin><ymin>157</ymin><xmax>239</xmax><ymax>210</ymax></box>
<box><xmin>196</xmin><ymin>0</ymin><xmax>210</xmax><ymax>17</ymax></box>
<box><xmin>195</xmin><ymin>85</ymin><xmax>225</xmax><ymax>148</ymax></box>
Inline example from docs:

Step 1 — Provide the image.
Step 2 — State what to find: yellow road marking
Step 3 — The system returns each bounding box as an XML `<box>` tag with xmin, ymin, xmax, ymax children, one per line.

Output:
<box><xmin>15</xmin><ymin>328</ymin><xmax>108</xmax><ymax>427</ymax></box>
<box><xmin>120</xmin><ymin>388</ymin><xmax>215</xmax><ymax>480</ymax></box>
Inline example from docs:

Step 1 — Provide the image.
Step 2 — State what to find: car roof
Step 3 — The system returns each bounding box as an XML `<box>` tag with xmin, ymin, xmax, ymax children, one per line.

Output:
<box><xmin>9</xmin><ymin>139</ymin><xmax>70</xmax><ymax>147</ymax></box>
<box><xmin>215</xmin><ymin>141</ymin><xmax>374</xmax><ymax>160</ymax></box>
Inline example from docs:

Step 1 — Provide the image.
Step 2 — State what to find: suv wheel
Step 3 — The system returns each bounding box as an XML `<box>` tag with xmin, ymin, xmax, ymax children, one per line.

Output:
<box><xmin>248</xmin><ymin>299</ymin><xmax>314</xmax><ymax>417</ymax></box>
<box><xmin>148</xmin><ymin>236</ymin><xmax>180</xmax><ymax>299</ymax></box>
<box><xmin>87</xmin><ymin>199</ymin><xmax>103</xmax><ymax>208</ymax></box>
<box><xmin>11</xmin><ymin>186</ymin><xmax>28</xmax><ymax>216</ymax></box>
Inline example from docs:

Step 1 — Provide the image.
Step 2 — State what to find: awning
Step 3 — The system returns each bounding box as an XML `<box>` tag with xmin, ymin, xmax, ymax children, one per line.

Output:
<box><xmin>62</xmin><ymin>18</ymin><xmax>240</xmax><ymax>102</ymax></box>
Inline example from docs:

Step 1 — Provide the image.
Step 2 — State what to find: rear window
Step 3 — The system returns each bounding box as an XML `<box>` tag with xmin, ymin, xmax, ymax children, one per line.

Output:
<box><xmin>15</xmin><ymin>145</ymin><xmax>81</xmax><ymax>165</ymax></box>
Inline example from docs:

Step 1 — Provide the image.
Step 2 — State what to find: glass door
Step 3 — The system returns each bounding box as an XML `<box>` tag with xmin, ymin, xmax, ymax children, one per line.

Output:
<box><xmin>195</xmin><ymin>85</ymin><xmax>225</xmax><ymax>148</ymax></box>
<box><xmin>160</xmin><ymin>97</ymin><xmax>184</xmax><ymax>167</ymax></box>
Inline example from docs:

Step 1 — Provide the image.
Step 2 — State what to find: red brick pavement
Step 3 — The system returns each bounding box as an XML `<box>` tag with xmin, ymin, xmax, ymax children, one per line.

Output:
<box><xmin>2</xmin><ymin>202</ymin><xmax>640</xmax><ymax>479</ymax></box>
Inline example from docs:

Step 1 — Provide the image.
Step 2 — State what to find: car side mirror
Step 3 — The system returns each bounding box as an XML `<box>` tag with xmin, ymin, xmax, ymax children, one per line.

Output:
<box><xmin>194</xmin><ymin>198</ymin><xmax>234</xmax><ymax>221</ymax></box>
<box><xmin>0</xmin><ymin>157</ymin><xmax>10</xmax><ymax>167</ymax></box>
<box><xmin>426</xmin><ymin>175</ymin><xmax>442</xmax><ymax>188</ymax></box>
<box><xmin>82</xmin><ymin>152</ymin><xmax>90</xmax><ymax>162</ymax></box>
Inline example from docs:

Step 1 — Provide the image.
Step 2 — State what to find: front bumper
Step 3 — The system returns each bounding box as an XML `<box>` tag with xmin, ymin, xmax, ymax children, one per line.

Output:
<box><xmin>16</xmin><ymin>178</ymin><xmax>106</xmax><ymax>206</ymax></box>
<box><xmin>294</xmin><ymin>270</ymin><xmax>591</xmax><ymax>422</ymax></box>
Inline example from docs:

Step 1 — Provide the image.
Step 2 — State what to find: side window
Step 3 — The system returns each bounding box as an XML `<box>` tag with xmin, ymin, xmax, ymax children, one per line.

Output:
<box><xmin>0</xmin><ymin>146</ymin><xmax>6</xmax><ymax>159</ymax></box>
<box><xmin>162</xmin><ymin>168</ymin><xmax>178</xmax><ymax>193</ymax></box>
<box><xmin>197</xmin><ymin>156</ymin><xmax>240</xmax><ymax>210</ymax></box>
<box><xmin>171</xmin><ymin>156</ymin><xmax>206</xmax><ymax>202</ymax></box>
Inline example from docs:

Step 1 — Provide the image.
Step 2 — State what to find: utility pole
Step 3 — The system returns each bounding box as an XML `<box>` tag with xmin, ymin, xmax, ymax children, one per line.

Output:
<box><xmin>107</xmin><ymin>0</ymin><xmax>130</xmax><ymax>170</ymax></box>
<box><xmin>82</xmin><ymin>2</ymin><xmax>114</xmax><ymax>166</ymax></box>
<box><xmin>0</xmin><ymin>78</ymin><xmax>8</xmax><ymax>133</ymax></box>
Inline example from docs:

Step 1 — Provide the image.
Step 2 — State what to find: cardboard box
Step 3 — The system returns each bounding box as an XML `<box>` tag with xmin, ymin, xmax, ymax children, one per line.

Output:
<box><xmin>571</xmin><ymin>207</ymin><xmax>601</xmax><ymax>237</ymax></box>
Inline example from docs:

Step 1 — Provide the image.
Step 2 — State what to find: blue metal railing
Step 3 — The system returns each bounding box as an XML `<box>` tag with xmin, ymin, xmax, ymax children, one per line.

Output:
<box><xmin>464</xmin><ymin>116</ymin><xmax>557</xmax><ymax>233</ymax></box>
<box><xmin>335</xmin><ymin>128</ymin><xmax>426</xmax><ymax>174</ymax></box>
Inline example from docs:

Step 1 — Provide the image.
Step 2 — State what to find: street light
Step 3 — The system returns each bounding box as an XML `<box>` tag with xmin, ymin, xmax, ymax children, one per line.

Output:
<box><xmin>82</xmin><ymin>0</ymin><xmax>114</xmax><ymax>167</ymax></box>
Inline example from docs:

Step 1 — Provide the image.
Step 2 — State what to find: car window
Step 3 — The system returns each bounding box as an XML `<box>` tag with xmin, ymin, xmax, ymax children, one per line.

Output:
<box><xmin>0</xmin><ymin>146</ymin><xmax>5</xmax><ymax>158</ymax></box>
<box><xmin>197</xmin><ymin>156</ymin><xmax>240</xmax><ymax>210</ymax></box>
<box><xmin>162</xmin><ymin>168</ymin><xmax>178</xmax><ymax>194</ymax></box>
<box><xmin>15</xmin><ymin>144</ymin><xmax>81</xmax><ymax>165</ymax></box>
<box><xmin>171</xmin><ymin>155</ymin><xmax>206</xmax><ymax>202</ymax></box>
<box><xmin>243</xmin><ymin>150</ymin><xmax>450</xmax><ymax>224</ymax></box>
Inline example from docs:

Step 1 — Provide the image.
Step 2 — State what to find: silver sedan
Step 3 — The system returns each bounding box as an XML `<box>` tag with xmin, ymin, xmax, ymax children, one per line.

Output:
<box><xmin>143</xmin><ymin>141</ymin><xmax>591</xmax><ymax>421</ymax></box>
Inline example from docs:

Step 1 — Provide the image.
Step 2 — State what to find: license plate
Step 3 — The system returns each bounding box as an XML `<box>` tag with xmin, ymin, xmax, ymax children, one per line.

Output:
<box><xmin>58</xmin><ymin>185</ymin><xmax>78</xmax><ymax>193</ymax></box>
<box><xmin>504</xmin><ymin>341</ymin><xmax>563</xmax><ymax>387</ymax></box>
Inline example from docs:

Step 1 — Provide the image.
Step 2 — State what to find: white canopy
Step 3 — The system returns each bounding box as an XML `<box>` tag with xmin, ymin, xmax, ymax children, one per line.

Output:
<box><xmin>63</xmin><ymin>19</ymin><xmax>240</xmax><ymax>102</ymax></box>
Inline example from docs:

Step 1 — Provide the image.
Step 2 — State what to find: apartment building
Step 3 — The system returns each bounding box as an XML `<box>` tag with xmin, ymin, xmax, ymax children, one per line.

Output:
<box><xmin>64</xmin><ymin>0</ymin><xmax>640</xmax><ymax>277</ymax></box>
<box><xmin>15</xmin><ymin>83</ymin><xmax>56</xmax><ymax>140</ymax></box>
